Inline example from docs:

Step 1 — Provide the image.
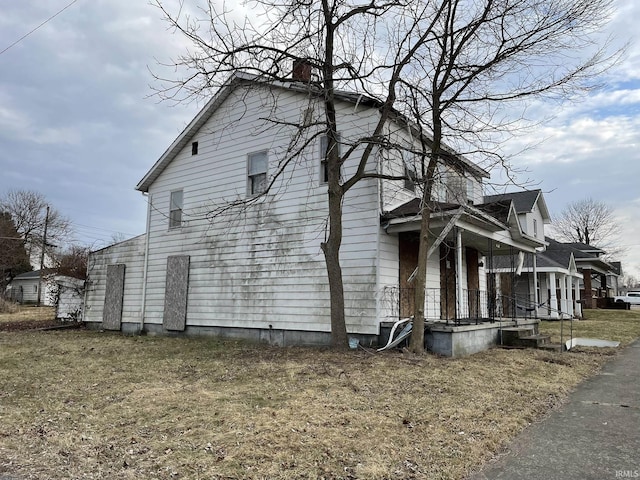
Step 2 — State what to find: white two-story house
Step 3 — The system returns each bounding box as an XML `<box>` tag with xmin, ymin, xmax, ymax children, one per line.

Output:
<box><xmin>84</xmin><ymin>71</ymin><xmax>545</xmax><ymax>355</ymax></box>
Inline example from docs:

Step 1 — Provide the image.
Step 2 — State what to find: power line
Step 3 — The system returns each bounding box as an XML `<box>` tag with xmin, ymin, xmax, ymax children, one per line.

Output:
<box><xmin>0</xmin><ymin>0</ymin><xmax>81</xmax><ymax>56</ymax></box>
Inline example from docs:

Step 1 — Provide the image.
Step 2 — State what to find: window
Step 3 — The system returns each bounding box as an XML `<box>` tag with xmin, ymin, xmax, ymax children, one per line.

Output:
<box><xmin>169</xmin><ymin>190</ymin><xmax>183</xmax><ymax>229</ymax></box>
<box><xmin>191</xmin><ymin>141</ymin><xmax>198</xmax><ymax>155</ymax></box>
<box><xmin>33</xmin><ymin>285</ymin><xmax>38</xmax><ymax>293</ymax></box>
<box><xmin>248</xmin><ymin>151</ymin><xmax>268</xmax><ymax>195</ymax></box>
<box><xmin>402</xmin><ymin>149</ymin><xmax>417</xmax><ymax>192</ymax></box>
<box><xmin>533</xmin><ymin>219</ymin><xmax>538</xmax><ymax>237</ymax></box>
<box><xmin>320</xmin><ymin>134</ymin><xmax>341</xmax><ymax>184</ymax></box>
<box><xmin>466</xmin><ymin>177</ymin><xmax>476</xmax><ymax>204</ymax></box>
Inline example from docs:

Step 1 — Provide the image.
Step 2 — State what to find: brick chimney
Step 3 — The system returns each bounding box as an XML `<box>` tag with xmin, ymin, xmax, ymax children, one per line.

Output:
<box><xmin>292</xmin><ymin>58</ymin><xmax>312</xmax><ymax>82</ymax></box>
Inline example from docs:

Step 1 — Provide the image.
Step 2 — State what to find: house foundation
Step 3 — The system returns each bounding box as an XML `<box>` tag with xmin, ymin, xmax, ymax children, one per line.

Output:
<box><xmin>88</xmin><ymin>317</ymin><xmax>540</xmax><ymax>357</ymax></box>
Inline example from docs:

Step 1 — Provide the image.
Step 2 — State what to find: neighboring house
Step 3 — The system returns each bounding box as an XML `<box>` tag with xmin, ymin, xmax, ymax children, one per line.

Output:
<box><xmin>607</xmin><ymin>261</ymin><xmax>623</xmax><ymax>296</ymax></box>
<box><xmin>564</xmin><ymin>241</ymin><xmax>615</xmax><ymax>308</ymax></box>
<box><xmin>84</xmin><ymin>71</ymin><xmax>545</xmax><ymax>355</ymax></box>
<box><xmin>5</xmin><ymin>270</ymin><xmax>54</xmax><ymax>306</ymax></box>
<box><xmin>490</xmin><ymin>237</ymin><xmax>584</xmax><ymax>320</ymax></box>
<box><xmin>484</xmin><ymin>190</ymin><xmax>585</xmax><ymax>320</ymax></box>
<box><xmin>4</xmin><ymin>270</ymin><xmax>84</xmax><ymax>312</ymax></box>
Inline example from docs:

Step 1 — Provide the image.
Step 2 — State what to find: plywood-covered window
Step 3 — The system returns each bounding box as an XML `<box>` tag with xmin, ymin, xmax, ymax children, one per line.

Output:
<box><xmin>169</xmin><ymin>190</ymin><xmax>183</xmax><ymax>229</ymax></box>
<box><xmin>248</xmin><ymin>151</ymin><xmax>268</xmax><ymax>195</ymax></box>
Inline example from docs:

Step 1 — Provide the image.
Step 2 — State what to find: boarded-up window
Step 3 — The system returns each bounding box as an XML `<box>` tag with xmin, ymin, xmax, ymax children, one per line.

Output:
<box><xmin>169</xmin><ymin>190</ymin><xmax>183</xmax><ymax>229</ymax></box>
<box><xmin>103</xmin><ymin>264</ymin><xmax>125</xmax><ymax>330</ymax></box>
<box><xmin>162</xmin><ymin>255</ymin><xmax>190</xmax><ymax>331</ymax></box>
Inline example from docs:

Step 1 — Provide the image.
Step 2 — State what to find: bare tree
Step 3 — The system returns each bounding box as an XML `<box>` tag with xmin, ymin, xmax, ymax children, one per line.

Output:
<box><xmin>551</xmin><ymin>197</ymin><xmax>622</xmax><ymax>255</ymax></box>
<box><xmin>0</xmin><ymin>190</ymin><xmax>72</xmax><ymax>266</ymax></box>
<box><xmin>152</xmin><ymin>0</ymin><xmax>620</xmax><ymax>350</ymax></box>
<box><xmin>54</xmin><ymin>244</ymin><xmax>90</xmax><ymax>280</ymax></box>
<box><xmin>0</xmin><ymin>211</ymin><xmax>32</xmax><ymax>290</ymax></box>
<box><xmin>399</xmin><ymin>0</ymin><xmax>622</xmax><ymax>352</ymax></box>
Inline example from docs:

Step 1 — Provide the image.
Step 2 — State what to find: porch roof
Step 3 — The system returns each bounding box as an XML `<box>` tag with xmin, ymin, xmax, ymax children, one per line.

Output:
<box><xmin>382</xmin><ymin>199</ymin><xmax>545</xmax><ymax>254</ymax></box>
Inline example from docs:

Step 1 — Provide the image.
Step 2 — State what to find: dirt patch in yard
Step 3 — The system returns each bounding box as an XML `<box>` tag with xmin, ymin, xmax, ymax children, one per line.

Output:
<box><xmin>0</xmin><ymin>309</ymin><xmax>638</xmax><ymax>480</ymax></box>
<box><xmin>0</xmin><ymin>306</ymin><xmax>61</xmax><ymax>332</ymax></box>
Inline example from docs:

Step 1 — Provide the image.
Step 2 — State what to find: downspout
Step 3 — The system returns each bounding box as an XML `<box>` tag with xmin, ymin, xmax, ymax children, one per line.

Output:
<box><xmin>140</xmin><ymin>192</ymin><xmax>152</xmax><ymax>332</ymax></box>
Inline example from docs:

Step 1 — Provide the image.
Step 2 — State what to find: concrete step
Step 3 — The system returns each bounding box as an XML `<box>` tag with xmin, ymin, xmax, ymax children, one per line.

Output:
<box><xmin>501</xmin><ymin>330</ymin><xmax>552</xmax><ymax>349</ymax></box>
<box><xmin>519</xmin><ymin>334</ymin><xmax>551</xmax><ymax>347</ymax></box>
<box><xmin>501</xmin><ymin>327</ymin><xmax>536</xmax><ymax>346</ymax></box>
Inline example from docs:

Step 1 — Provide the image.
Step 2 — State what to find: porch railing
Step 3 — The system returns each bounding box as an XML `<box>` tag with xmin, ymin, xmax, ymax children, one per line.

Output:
<box><xmin>380</xmin><ymin>286</ymin><xmax>537</xmax><ymax>325</ymax></box>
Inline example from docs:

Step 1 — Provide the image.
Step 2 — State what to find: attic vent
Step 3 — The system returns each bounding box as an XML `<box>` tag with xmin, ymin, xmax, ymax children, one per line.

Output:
<box><xmin>292</xmin><ymin>58</ymin><xmax>312</xmax><ymax>82</ymax></box>
<box><xmin>191</xmin><ymin>141</ymin><xmax>198</xmax><ymax>155</ymax></box>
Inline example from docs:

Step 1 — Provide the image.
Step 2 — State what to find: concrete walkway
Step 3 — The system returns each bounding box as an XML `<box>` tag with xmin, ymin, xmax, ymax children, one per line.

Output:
<box><xmin>469</xmin><ymin>339</ymin><xmax>640</xmax><ymax>480</ymax></box>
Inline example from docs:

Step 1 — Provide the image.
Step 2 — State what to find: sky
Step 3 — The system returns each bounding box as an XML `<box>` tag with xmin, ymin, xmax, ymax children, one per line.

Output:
<box><xmin>1</xmin><ymin>0</ymin><xmax>639</xmax><ymax>281</ymax></box>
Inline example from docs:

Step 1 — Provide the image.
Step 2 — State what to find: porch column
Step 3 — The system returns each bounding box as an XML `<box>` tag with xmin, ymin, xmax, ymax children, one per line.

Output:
<box><xmin>456</xmin><ymin>228</ymin><xmax>464</xmax><ymax>318</ymax></box>
<box><xmin>548</xmin><ymin>272</ymin><xmax>558</xmax><ymax>319</ymax></box>
<box><xmin>582</xmin><ymin>268</ymin><xmax>593</xmax><ymax>309</ymax></box>
<box><xmin>559</xmin><ymin>274</ymin><xmax>568</xmax><ymax>318</ymax></box>
<box><xmin>532</xmin><ymin>253</ymin><xmax>539</xmax><ymax>318</ymax></box>
<box><xmin>574</xmin><ymin>279</ymin><xmax>582</xmax><ymax>317</ymax></box>
<box><xmin>566</xmin><ymin>275</ymin><xmax>574</xmax><ymax>318</ymax></box>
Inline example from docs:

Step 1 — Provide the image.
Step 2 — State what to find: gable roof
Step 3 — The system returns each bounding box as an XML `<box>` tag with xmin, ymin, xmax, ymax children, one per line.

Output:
<box><xmin>12</xmin><ymin>270</ymin><xmax>40</xmax><ymax>280</ymax></box>
<box><xmin>136</xmin><ymin>72</ymin><xmax>490</xmax><ymax>193</ymax></box>
<box><xmin>483</xmin><ymin>189</ymin><xmax>550</xmax><ymax>222</ymax></box>
<box><xmin>545</xmin><ymin>237</ymin><xmax>612</xmax><ymax>273</ymax></box>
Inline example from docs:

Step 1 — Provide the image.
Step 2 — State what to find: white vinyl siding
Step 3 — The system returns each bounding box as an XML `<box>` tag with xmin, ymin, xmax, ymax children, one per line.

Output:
<box><xmin>84</xmin><ymin>235</ymin><xmax>146</xmax><ymax>325</ymax></box>
<box><xmin>144</xmin><ymin>85</ymin><xmax>381</xmax><ymax>335</ymax></box>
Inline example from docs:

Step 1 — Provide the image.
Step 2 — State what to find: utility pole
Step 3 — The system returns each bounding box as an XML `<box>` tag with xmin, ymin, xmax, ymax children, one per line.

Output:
<box><xmin>37</xmin><ymin>205</ymin><xmax>50</xmax><ymax>307</ymax></box>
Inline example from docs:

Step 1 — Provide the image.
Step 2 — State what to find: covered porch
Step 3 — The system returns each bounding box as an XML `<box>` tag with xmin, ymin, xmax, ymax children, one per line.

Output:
<box><xmin>381</xmin><ymin>199</ymin><xmax>546</xmax><ymax>326</ymax></box>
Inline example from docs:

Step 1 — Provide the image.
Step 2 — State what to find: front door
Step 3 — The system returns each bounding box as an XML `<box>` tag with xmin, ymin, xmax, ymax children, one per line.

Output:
<box><xmin>398</xmin><ymin>232</ymin><xmax>419</xmax><ymax>318</ymax></box>
<box><xmin>440</xmin><ymin>243</ymin><xmax>456</xmax><ymax>319</ymax></box>
<box><xmin>466</xmin><ymin>247</ymin><xmax>480</xmax><ymax>319</ymax></box>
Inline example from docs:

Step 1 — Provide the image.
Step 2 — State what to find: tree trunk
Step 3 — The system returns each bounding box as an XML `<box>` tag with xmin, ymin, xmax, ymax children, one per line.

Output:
<box><xmin>321</xmin><ymin>184</ymin><xmax>348</xmax><ymax>349</ymax></box>
<box><xmin>408</xmin><ymin>201</ymin><xmax>432</xmax><ymax>353</ymax></box>
<box><xmin>408</xmin><ymin>101</ymin><xmax>442</xmax><ymax>353</ymax></box>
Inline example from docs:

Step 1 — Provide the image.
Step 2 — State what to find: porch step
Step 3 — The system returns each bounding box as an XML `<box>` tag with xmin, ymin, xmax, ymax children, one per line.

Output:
<box><xmin>501</xmin><ymin>327</ymin><xmax>536</xmax><ymax>346</ymax></box>
<box><xmin>518</xmin><ymin>334</ymin><xmax>551</xmax><ymax>348</ymax></box>
<box><xmin>501</xmin><ymin>327</ymin><xmax>557</xmax><ymax>350</ymax></box>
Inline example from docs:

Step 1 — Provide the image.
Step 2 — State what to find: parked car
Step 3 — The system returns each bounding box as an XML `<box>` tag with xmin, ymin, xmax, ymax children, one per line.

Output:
<box><xmin>613</xmin><ymin>291</ymin><xmax>640</xmax><ymax>305</ymax></box>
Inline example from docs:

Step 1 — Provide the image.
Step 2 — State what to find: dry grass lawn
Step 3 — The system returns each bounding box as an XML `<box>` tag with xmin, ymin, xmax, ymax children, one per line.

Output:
<box><xmin>540</xmin><ymin>308</ymin><xmax>640</xmax><ymax>346</ymax></box>
<box><xmin>1</xmin><ymin>309</ymin><xmax>639</xmax><ymax>480</ymax></box>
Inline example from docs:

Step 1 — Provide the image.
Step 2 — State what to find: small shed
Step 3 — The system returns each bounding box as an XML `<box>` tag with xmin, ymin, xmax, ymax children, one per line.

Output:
<box><xmin>53</xmin><ymin>276</ymin><xmax>85</xmax><ymax>321</ymax></box>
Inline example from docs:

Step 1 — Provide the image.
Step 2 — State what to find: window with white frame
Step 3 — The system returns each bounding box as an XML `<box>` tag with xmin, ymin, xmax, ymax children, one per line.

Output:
<box><xmin>169</xmin><ymin>190</ymin><xmax>183</xmax><ymax>229</ymax></box>
<box><xmin>248</xmin><ymin>151</ymin><xmax>268</xmax><ymax>195</ymax></box>
<box><xmin>320</xmin><ymin>134</ymin><xmax>341</xmax><ymax>184</ymax></box>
